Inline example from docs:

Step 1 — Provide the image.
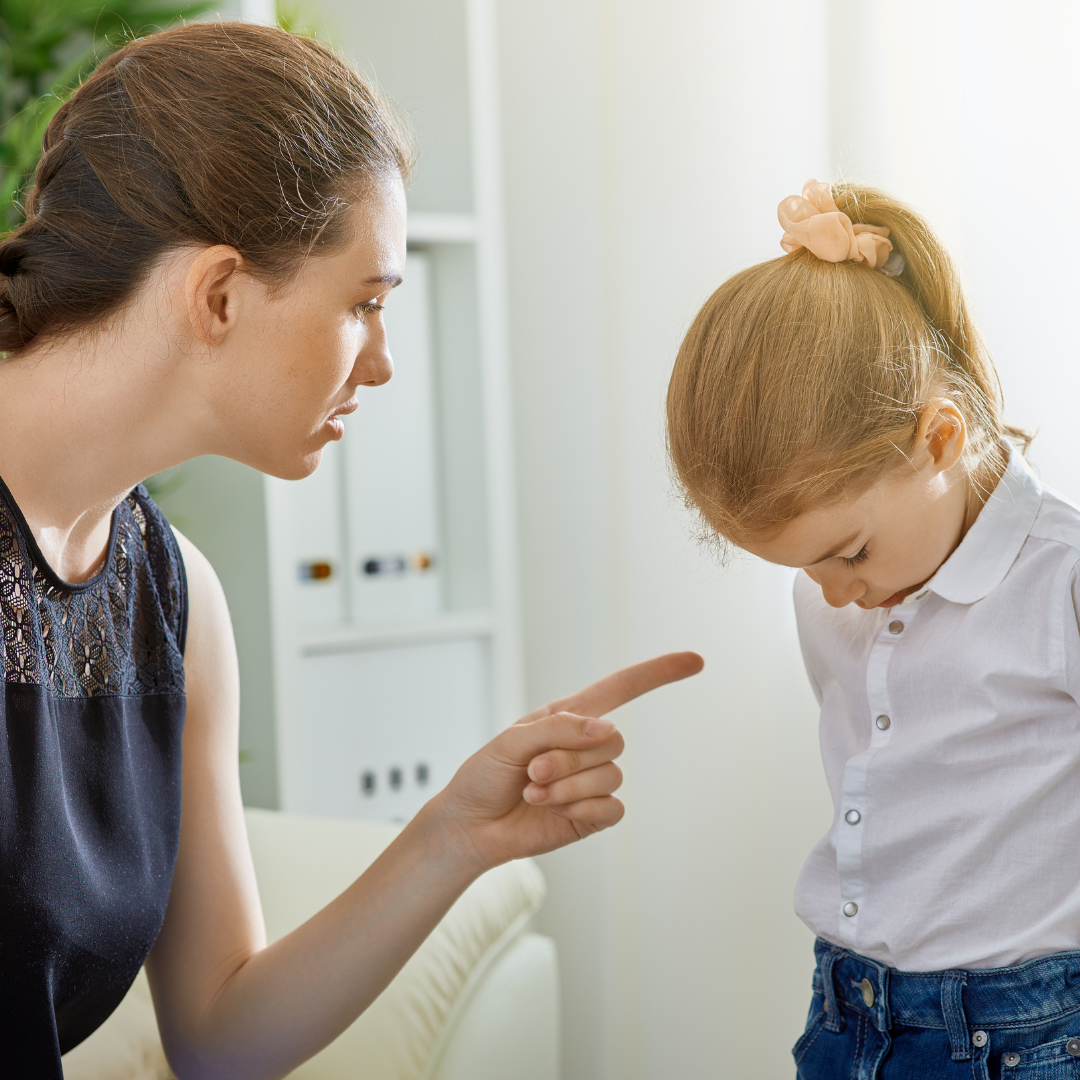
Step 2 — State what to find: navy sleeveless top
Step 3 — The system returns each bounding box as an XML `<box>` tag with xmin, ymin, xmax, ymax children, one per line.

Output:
<box><xmin>0</xmin><ymin>480</ymin><xmax>186</xmax><ymax>1076</ymax></box>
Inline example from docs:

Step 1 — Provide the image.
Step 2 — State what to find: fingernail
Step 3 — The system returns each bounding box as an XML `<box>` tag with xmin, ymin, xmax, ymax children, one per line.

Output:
<box><xmin>523</xmin><ymin>784</ymin><xmax>548</xmax><ymax>804</ymax></box>
<box><xmin>583</xmin><ymin>718</ymin><xmax>615</xmax><ymax>739</ymax></box>
<box><xmin>529</xmin><ymin>758</ymin><xmax>556</xmax><ymax>782</ymax></box>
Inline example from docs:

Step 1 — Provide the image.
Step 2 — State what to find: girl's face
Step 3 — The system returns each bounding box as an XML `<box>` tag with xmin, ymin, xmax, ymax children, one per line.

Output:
<box><xmin>193</xmin><ymin>176</ymin><xmax>407</xmax><ymax>480</ymax></box>
<box><xmin>745</xmin><ymin>404</ymin><xmax>976</xmax><ymax>609</ymax></box>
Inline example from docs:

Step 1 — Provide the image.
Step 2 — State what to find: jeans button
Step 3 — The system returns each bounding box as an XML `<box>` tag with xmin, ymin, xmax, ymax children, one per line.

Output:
<box><xmin>971</xmin><ymin>1030</ymin><xmax>987</xmax><ymax>1048</ymax></box>
<box><xmin>1004</xmin><ymin>1052</ymin><xmax>1021</xmax><ymax>1067</ymax></box>
<box><xmin>1067</xmin><ymin>1038</ymin><xmax>1080</xmax><ymax>1057</ymax></box>
<box><xmin>860</xmin><ymin>978</ymin><xmax>875</xmax><ymax>1008</ymax></box>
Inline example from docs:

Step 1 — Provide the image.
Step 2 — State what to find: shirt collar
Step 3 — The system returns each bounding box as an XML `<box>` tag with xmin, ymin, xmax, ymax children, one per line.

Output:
<box><xmin>921</xmin><ymin>447</ymin><xmax>1043</xmax><ymax>606</ymax></box>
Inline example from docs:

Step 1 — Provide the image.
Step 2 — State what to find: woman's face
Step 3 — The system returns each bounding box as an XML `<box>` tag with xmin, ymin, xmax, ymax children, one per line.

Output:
<box><xmin>200</xmin><ymin>176</ymin><xmax>406</xmax><ymax>479</ymax></box>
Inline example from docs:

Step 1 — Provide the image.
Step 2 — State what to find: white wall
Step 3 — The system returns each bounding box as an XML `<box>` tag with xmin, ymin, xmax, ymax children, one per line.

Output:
<box><xmin>830</xmin><ymin>0</ymin><xmax>1080</xmax><ymax>495</ymax></box>
<box><xmin>498</xmin><ymin>3</ymin><xmax>833</xmax><ymax>1077</ymax></box>
<box><xmin>498</xmin><ymin>1</ymin><xmax>1080</xmax><ymax>1078</ymax></box>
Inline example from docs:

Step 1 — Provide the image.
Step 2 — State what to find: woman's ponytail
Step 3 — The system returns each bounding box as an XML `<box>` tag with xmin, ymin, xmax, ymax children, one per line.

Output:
<box><xmin>0</xmin><ymin>22</ymin><xmax>414</xmax><ymax>353</ymax></box>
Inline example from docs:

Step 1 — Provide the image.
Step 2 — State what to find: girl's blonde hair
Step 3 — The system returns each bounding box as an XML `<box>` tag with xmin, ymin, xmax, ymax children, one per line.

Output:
<box><xmin>666</xmin><ymin>180</ymin><xmax>1027</xmax><ymax>551</ymax></box>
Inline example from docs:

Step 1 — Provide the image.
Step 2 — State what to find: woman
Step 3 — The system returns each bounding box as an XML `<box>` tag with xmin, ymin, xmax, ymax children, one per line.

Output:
<box><xmin>0</xmin><ymin>21</ymin><xmax>701</xmax><ymax>1078</ymax></box>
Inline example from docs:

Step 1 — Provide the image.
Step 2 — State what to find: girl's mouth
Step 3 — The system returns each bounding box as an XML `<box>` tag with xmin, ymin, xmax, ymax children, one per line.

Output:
<box><xmin>877</xmin><ymin>591</ymin><xmax>907</xmax><ymax>608</ymax></box>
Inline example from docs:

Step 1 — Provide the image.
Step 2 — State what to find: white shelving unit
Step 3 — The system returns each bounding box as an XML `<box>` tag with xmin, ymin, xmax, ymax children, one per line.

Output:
<box><xmin>161</xmin><ymin>0</ymin><xmax>523</xmax><ymax>820</ymax></box>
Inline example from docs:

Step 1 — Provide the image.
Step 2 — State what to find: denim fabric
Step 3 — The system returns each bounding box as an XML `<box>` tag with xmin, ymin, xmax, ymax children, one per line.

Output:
<box><xmin>795</xmin><ymin>940</ymin><xmax>1080</xmax><ymax>1079</ymax></box>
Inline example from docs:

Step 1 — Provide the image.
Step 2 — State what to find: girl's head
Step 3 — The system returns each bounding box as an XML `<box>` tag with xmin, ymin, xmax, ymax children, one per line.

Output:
<box><xmin>667</xmin><ymin>180</ymin><xmax>1025</xmax><ymax>608</ymax></box>
<box><xmin>0</xmin><ymin>23</ymin><xmax>414</xmax><ymax>477</ymax></box>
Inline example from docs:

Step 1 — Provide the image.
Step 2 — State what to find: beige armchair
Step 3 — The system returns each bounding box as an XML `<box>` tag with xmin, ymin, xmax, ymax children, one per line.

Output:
<box><xmin>63</xmin><ymin>809</ymin><xmax>559</xmax><ymax>1080</ymax></box>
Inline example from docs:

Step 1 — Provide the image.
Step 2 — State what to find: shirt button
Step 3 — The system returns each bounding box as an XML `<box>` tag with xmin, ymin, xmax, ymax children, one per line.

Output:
<box><xmin>1003</xmin><ymin>1052</ymin><xmax>1021</xmax><ymax>1067</ymax></box>
<box><xmin>889</xmin><ymin>620</ymin><xmax>904</xmax><ymax>634</ymax></box>
<box><xmin>843</xmin><ymin>901</ymin><xmax>858</xmax><ymax>917</ymax></box>
<box><xmin>845</xmin><ymin>809</ymin><xmax>861</xmax><ymax>825</ymax></box>
<box><xmin>971</xmin><ymin>1030</ymin><xmax>988</xmax><ymax>1047</ymax></box>
<box><xmin>1067</xmin><ymin>1039</ymin><xmax>1080</xmax><ymax>1057</ymax></box>
<box><xmin>876</xmin><ymin>715</ymin><xmax>891</xmax><ymax>730</ymax></box>
<box><xmin>860</xmin><ymin>978</ymin><xmax>875</xmax><ymax>1007</ymax></box>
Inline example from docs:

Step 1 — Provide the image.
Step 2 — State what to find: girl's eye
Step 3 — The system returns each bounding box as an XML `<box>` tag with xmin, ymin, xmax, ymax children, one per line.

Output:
<box><xmin>354</xmin><ymin>302</ymin><xmax>385</xmax><ymax>320</ymax></box>
<box><xmin>842</xmin><ymin>547</ymin><xmax>869</xmax><ymax>567</ymax></box>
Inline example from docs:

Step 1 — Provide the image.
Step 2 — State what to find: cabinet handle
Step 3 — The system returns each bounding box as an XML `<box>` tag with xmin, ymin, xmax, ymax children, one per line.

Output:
<box><xmin>298</xmin><ymin>560</ymin><xmax>334</xmax><ymax>581</ymax></box>
<box><xmin>360</xmin><ymin>552</ymin><xmax>436</xmax><ymax>577</ymax></box>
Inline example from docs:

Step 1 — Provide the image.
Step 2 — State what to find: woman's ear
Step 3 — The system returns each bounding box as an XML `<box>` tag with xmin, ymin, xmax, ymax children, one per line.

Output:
<box><xmin>917</xmin><ymin>399</ymin><xmax>966</xmax><ymax>473</ymax></box>
<box><xmin>184</xmin><ymin>245</ymin><xmax>247</xmax><ymax>346</ymax></box>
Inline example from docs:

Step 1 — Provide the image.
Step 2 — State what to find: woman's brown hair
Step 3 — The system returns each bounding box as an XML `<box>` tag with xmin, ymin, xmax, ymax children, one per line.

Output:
<box><xmin>0</xmin><ymin>22</ymin><xmax>414</xmax><ymax>351</ymax></box>
<box><xmin>666</xmin><ymin>180</ymin><xmax>1027</xmax><ymax>552</ymax></box>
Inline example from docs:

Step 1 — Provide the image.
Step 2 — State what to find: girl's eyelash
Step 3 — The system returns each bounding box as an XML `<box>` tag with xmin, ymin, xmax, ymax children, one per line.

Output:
<box><xmin>355</xmin><ymin>302</ymin><xmax>385</xmax><ymax>318</ymax></box>
<box><xmin>842</xmin><ymin>547</ymin><xmax>869</xmax><ymax>567</ymax></box>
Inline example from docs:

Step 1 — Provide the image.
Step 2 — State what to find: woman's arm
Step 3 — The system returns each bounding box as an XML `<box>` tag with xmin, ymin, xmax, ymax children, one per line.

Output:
<box><xmin>147</xmin><ymin>532</ymin><xmax>701</xmax><ymax>1080</ymax></box>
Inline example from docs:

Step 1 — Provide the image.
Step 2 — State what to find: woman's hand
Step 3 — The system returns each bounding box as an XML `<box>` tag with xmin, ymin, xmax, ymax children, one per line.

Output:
<box><xmin>429</xmin><ymin>651</ymin><xmax>704</xmax><ymax>872</ymax></box>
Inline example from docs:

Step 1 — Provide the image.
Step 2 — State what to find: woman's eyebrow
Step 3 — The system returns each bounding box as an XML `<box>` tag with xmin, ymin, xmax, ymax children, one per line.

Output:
<box><xmin>363</xmin><ymin>273</ymin><xmax>402</xmax><ymax>287</ymax></box>
<box><xmin>809</xmin><ymin>530</ymin><xmax>862</xmax><ymax>565</ymax></box>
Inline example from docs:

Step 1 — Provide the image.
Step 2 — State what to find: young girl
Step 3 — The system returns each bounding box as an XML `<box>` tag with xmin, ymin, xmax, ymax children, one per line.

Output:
<box><xmin>667</xmin><ymin>180</ymin><xmax>1080</xmax><ymax>1078</ymax></box>
<box><xmin>0</xmin><ymin>22</ymin><xmax>702</xmax><ymax>1076</ymax></box>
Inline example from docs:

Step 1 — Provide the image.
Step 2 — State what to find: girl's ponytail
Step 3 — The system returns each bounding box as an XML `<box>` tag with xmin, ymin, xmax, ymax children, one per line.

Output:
<box><xmin>667</xmin><ymin>179</ymin><xmax>1023</xmax><ymax>550</ymax></box>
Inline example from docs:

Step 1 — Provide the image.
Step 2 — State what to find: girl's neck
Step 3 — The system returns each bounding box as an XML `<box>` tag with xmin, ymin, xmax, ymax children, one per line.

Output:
<box><xmin>960</xmin><ymin>446</ymin><xmax>1010</xmax><ymax>541</ymax></box>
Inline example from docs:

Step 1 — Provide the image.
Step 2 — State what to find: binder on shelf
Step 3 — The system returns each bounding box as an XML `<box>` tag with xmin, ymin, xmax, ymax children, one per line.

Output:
<box><xmin>342</xmin><ymin>250</ymin><xmax>443</xmax><ymax>625</ymax></box>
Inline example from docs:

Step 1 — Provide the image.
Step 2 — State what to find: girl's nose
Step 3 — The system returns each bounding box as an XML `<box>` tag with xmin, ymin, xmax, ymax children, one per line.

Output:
<box><xmin>810</xmin><ymin>568</ymin><xmax>867</xmax><ymax>609</ymax></box>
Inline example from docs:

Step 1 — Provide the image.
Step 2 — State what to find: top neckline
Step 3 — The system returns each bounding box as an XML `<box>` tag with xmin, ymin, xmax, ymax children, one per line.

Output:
<box><xmin>0</xmin><ymin>473</ymin><xmax>124</xmax><ymax>595</ymax></box>
<box><xmin>918</xmin><ymin>446</ymin><xmax>1043</xmax><ymax>607</ymax></box>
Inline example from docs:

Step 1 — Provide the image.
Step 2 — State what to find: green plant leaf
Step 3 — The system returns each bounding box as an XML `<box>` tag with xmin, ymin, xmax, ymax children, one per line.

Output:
<box><xmin>0</xmin><ymin>0</ymin><xmax>213</xmax><ymax>230</ymax></box>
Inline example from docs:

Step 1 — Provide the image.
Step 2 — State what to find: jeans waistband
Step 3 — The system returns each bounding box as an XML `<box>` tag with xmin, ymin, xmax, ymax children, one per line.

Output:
<box><xmin>814</xmin><ymin>939</ymin><xmax>1080</xmax><ymax>1044</ymax></box>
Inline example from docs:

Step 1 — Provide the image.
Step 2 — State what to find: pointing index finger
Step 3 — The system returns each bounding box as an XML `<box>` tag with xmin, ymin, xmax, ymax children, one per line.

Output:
<box><xmin>526</xmin><ymin>651</ymin><xmax>704</xmax><ymax>722</ymax></box>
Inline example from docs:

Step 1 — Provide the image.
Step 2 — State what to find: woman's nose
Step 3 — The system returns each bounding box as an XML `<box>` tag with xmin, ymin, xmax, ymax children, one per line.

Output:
<box><xmin>355</xmin><ymin>341</ymin><xmax>393</xmax><ymax>387</ymax></box>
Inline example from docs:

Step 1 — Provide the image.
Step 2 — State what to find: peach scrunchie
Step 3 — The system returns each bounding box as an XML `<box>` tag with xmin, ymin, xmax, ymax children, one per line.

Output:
<box><xmin>778</xmin><ymin>180</ymin><xmax>895</xmax><ymax>270</ymax></box>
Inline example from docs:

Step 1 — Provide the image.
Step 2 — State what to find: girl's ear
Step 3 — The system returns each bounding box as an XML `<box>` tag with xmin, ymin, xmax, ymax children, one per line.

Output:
<box><xmin>184</xmin><ymin>245</ymin><xmax>247</xmax><ymax>346</ymax></box>
<box><xmin>917</xmin><ymin>399</ymin><xmax>966</xmax><ymax>473</ymax></box>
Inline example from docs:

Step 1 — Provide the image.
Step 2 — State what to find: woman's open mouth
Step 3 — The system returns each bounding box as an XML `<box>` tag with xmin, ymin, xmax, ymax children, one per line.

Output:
<box><xmin>326</xmin><ymin>397</ymin><xmax>359</xmax><ymax>438</ymax></box>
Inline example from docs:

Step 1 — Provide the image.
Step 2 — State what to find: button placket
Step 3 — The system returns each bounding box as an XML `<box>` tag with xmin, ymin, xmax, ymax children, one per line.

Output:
<box><xmin>835</xmin><ymin>612</ymin><xmax>905</xmax><ymax>945</ymax></box>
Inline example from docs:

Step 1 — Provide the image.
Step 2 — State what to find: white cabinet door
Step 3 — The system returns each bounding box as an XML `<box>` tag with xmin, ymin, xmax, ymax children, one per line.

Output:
<box><xmin>342</xmin><ymin>250</ymin><xmax>443</xmax><ymax>624</ymax></box>
<box><xmin>296</xmin><ymin>639</ymin><xmax>489</xmax><ymax>822</ymax></box>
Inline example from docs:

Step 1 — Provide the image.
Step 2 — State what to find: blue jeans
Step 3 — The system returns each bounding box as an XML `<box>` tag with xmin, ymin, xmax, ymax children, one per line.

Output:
<box><xmin>795</xmin><ymin>939</ymin><xmax>1080</xmax><ymax>1079</ymax></box>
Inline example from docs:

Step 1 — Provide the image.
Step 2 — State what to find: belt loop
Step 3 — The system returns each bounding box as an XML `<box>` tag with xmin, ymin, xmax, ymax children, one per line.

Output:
<box><xmin>875</xmin><ymin>964</ymin><xmax>891</xmax><ymax>1033</ymax></box>
<box><xmin>941</xmin><ymin>973</ymin><xmax>971</xmax><ymax>1061</ymax></box>
<box><xmin>821</xmin><ymin>948</ymin><xmax>845</xmax><ymax>1033</ymax></box>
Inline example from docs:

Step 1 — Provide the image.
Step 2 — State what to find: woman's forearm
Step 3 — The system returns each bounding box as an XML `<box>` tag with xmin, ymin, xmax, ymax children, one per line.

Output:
<box><xmin>161</xmin><ymin>794</ymin><xmax>480</xmax><ymax>1080</ymax></box>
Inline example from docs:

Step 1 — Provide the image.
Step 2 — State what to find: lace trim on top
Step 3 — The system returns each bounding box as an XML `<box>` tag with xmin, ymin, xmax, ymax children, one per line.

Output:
<box><xmin>0</xmin><ymin>484</ymin><xmax>187</xmax><ymax>697</ymax></box>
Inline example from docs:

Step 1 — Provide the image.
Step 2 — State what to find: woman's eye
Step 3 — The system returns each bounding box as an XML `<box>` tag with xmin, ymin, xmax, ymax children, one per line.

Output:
<box><xmin>354</xmin><ymin>302</ymin><xmax>385</xmax><ymax>320</ymax></box>
<box><xmin>842</xmin><ymin>547</ymin><xmax>869</xmax><ymax>567</ymax></box>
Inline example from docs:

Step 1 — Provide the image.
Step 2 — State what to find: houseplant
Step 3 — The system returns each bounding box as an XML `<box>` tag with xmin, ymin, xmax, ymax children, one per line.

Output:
<box><xmin>0</xmin><ymin>0</ymin><xmax>211</xmax><ymax>230</ymax></box>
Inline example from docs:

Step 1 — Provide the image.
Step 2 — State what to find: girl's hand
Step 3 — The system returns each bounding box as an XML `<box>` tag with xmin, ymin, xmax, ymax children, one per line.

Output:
<box><xmin>429</xmin><ymin>651</ymin><xmax>704</xmax><ymax>872</ymax></box>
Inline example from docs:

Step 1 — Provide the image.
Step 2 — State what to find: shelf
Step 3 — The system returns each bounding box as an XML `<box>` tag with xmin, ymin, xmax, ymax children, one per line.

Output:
<box><xmin>299</xmin><ymin>609</ymin><xmax>494</xmax><ymax>656</ymax></box>
<box><xmin>407</xmin><ymin>212</ymin><xmax>477</xmax><ymax>244</ymax></box>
